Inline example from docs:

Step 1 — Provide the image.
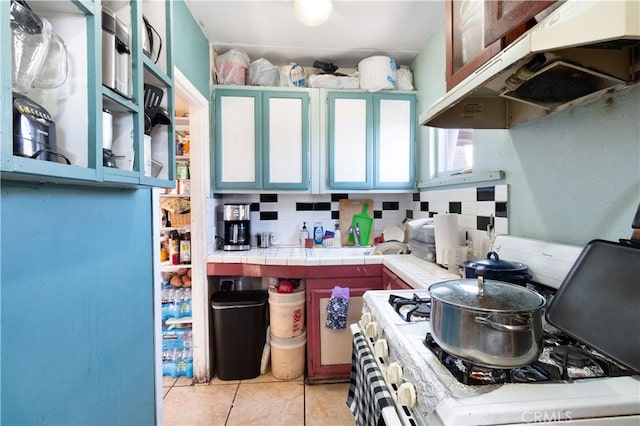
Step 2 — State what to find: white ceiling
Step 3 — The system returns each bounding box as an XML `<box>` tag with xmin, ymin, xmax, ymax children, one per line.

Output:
<box><xmin>183</xmin><ymin>0</ymin><xmax>445</xmax><ymax>69</ymax></box>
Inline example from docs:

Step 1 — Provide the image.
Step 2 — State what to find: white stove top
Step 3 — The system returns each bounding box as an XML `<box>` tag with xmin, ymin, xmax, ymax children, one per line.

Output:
<box><xmin>361</xmin><ymin>236</ymin><xmax>640</xmax><ymax>426</ymax></box>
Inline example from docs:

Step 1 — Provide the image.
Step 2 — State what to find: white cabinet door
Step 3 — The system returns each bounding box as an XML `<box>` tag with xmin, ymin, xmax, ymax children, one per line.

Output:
<box><xmin>263</xmin><ymin>92</ymin><xmax>310</xmax><ymax>190</ymax></box>
<box><xmin>328</xmin><ymin>91</ymin><xmax>416</xmax><ymax>190</ymax></box>
<box><xmin>328</xmin><ymin>93</ymin><xmax>372</xmax><ymax>189</ymax></box>
<box><xmin>214</xmin><ymin>90</ymin><xmax>261</xmax><ymax>189</ymax></box>
<box><xmin>375</xmin><ymin>95</ymin><xmax>415</xmax><ymax>188</ymax></box>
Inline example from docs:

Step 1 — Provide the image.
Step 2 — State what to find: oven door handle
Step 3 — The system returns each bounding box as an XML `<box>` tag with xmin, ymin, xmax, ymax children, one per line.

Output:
<box><xmin>475</xmin><ymin>315</ymin><xmax>532</xmax><ymax>332</ymax></box>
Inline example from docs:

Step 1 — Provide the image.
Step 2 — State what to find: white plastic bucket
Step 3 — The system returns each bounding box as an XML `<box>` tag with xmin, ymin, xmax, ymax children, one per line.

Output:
<box><xmin>270</xmin><ymin>330</ymin><xmax>306</xmax><ymax>380</ymax></box>
<box><xmin>268</xmin><ymin>286</ymin><xmax>305</xmax><ymax>338</ymax></box>
<box><xmin>358</xmin><ymin>55</ymin><xmax>397</xmax><ymax>92</ymax></box>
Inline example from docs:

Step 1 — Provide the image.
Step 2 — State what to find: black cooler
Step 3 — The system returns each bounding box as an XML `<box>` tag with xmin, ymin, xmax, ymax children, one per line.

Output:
<box><xmin>210</xmin><ymin>290</ymin><xmax>268</xmax><ymax>380</ymax></box>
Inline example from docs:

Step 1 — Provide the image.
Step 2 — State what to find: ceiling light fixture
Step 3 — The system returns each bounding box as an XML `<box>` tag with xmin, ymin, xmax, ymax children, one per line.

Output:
<box><xmin>293</xmin><ymin>0</ymin><xmax>333</xmax><ymax>27</ymax></box>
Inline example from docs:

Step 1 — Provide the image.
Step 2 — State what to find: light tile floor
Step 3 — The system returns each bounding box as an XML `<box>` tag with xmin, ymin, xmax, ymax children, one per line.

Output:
<box><xmin>163</xmin><ymin>374</ymin><xmax>356</xmax><ymax>426</ymax></box>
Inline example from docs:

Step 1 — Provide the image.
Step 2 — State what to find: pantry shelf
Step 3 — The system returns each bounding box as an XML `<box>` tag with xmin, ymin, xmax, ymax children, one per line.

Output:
<box><xmin>160</xmin><ymin>263</ymin><xmax>193</xmax><ymax>271</ymax></box>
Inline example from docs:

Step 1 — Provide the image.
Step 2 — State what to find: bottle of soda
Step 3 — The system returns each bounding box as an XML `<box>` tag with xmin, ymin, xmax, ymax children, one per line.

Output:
<box><xmin>169</xmin><ymin>231</ymin><xmax>180</xmax><ymax>265</ymax></box>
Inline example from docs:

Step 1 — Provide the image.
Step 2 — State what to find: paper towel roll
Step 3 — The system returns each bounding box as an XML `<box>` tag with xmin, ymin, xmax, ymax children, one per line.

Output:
<box><xmin>434</xmin><ymin>214</ymin><xmax>461</xmax><ymax>265</ymax></box>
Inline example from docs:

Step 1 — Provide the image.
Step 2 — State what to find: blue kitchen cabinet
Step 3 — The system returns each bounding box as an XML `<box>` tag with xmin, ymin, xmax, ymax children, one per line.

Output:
<box><xmin>213</xmin><ymin>87</ymin><xmax>310</xmax><ymax>191</ymax></box>
<box><xmin>0</xmin><ymin>0</ymin><xmax>175</xmax><ymax>188</ymax></box>
<box><xmin>327</xmin><ymin>91</ymin><xmax>416</xmax><ymax>191</ymax></box>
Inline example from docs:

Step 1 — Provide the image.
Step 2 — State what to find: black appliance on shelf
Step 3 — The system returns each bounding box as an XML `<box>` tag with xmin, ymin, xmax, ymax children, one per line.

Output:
<box><xmin>12</xmin><ymin>92</ymin><xmax>69</xmax><ymax>164</ymax></box>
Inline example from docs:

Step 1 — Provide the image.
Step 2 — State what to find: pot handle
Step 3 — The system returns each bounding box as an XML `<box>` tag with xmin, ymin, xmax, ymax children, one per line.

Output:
<box><xmin>476</xmin><ymin>265</ymin><xmax>486</xmax><ymax>296</ymax></box>
<box><xmin>474</xmin><ymin>315</ymin><xmax>532</xmax><ymax>332</ymax></box>
<box><xmin>487</xmin><ymin>251</ymin><xmax>500</xmax><ymax>261</ymax></box>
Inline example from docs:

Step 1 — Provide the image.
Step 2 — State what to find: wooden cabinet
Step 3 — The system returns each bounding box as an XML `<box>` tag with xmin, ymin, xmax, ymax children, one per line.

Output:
<box><xmin>484</xmin><ymin>1</ymin><xmax>557</xmax><ymax>47</ymax></box>
<box><xmin>327</xmin><ymin>91</ymin><xmax>416</xmax><ymax>191</ymax></box>
<box><xmin>382</xmin><ymin>266</ymin><xmax>412</xmax><ymax>290</ymax></box>
<box><xmin>305</xmin><ymin>266</ymin><xmax>382</xmax><ymax>382</ymax></box>
<box><xmin>1</xmin><ymin>0</ymin><xmax>176</xmax><ymax>188</ymax></box>
<box><xmin>213</xmin><ymin>87</ymin><xmax>310</xmax><ymax>191</ymax></box>
<box><xmin>445</xmin><ymin>0</ymin><xmax>556</xmax><ymax>91</ymax></box>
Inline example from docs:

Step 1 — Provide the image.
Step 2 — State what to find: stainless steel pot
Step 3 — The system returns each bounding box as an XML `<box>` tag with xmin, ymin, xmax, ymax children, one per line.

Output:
<box><xmin>429</xmin><ymin>273</ymin><xmax>546</xmax><ymax>368</ymax></box>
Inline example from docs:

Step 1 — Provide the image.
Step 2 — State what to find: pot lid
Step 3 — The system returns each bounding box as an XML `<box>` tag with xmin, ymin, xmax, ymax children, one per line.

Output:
<box><xmin>429</xmin><ymin>278</ymin><xmax>545</xmax><ymax>312</ymax></box>
<box><xmin>462</xmin><ymin>251</ymin><xmax>529</xmax><ymax>272</ymax></box>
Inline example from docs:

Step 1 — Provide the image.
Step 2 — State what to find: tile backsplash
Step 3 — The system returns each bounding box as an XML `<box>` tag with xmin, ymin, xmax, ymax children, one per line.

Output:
<box><xmin>213</xmin><ymin>193</ymin><xmax>412</xmax><ymax>246</ymax></box>
<box><xmin>413</xmin><ymin>184</ymin><xmax>509</xmax><ymax>256</ymax></box>
<box><xmin>207</xmin><ymin>184</ymin><xmax>508</xmax><ymax>252</ymax></box>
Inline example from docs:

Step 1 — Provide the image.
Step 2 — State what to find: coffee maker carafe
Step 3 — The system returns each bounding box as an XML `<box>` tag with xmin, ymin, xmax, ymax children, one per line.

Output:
<box><xmin>222</xmin><ymin>204</ymin><xmax>251</xmax><ymax>251</ymax></box>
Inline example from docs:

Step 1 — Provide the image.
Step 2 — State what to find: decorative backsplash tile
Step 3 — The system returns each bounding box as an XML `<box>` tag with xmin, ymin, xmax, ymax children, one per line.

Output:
<box><xmin>209</xmin><ymin>184</ymin><xmax>508</xmax><ymax>251</ymax></box>
<box><xmin>413</xmin><ymin>184</ymin><xmax>509</xmax><ymax>255</ymax></box>
<box><xmin>215</xmin><ymin>193</ymin><xmax>412</xmax><ymax>246</ymax></box>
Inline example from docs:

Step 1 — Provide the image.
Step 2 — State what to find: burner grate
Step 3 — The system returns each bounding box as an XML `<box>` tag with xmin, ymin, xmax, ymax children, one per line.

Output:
<box><xmin>388</xmin><ymin>293</ymin><xmax>431</xmax><ymax>322</ymax></box>
<box><xmin>424</xmin><ymin>332</ymin><xmax>634</xmax><ymax>386</ymax></box>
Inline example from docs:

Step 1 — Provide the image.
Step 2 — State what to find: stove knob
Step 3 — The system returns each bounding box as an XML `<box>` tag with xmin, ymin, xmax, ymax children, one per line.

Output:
<box><xmin>374</xmin><ymin>338</ymin><xmax>389</xmax><ymax>360</ymax></box>
<box><xmin>359</xmin><ymin>312</ymin><xmax>371</xmax><ymax>328</ymax></box>
<box><xmin>364</xmin><ymin>321</ymin><xmax>379</xmax><ymax>340</ymax></box>
<box><xmin>387</xmin><ymin>361</ymin><xmax>403</xmax><ymax>385</ymax></box>
<box><xmin>397</xmin><ymin>383</ymin><xmax>417</xmax><ymax>408</ymax></box>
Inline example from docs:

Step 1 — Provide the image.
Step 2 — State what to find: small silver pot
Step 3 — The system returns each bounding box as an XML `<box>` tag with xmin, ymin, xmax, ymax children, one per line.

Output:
<box><xmin>429</xmin><ymin>275</ymin><xmax>546</xmax><ymax>368</ymax></box>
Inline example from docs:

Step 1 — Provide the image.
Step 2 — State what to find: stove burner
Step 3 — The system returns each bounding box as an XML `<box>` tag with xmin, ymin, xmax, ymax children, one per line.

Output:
<box><xmin>388</xmin><ymin>293</ymin><xmax>431</xmax><ymax>322</ymax></box>
<box><xmin>512</xmin><ymin>363</ymin><xmax>561</xmax><ymax>383</ymax></box>
<box><xmin>550</xmin><ymin>346</ymin><xmax>594</xmax><ymax>368</ymax></box>
<box><xmin>425</xmin><ymin>333</ymin><xmax>563</xmax><ymax>385</ymax></box>
<box><xmin>543</xmin><ymin>332</ymin><xmax>575</xmax><ymax>347</ymax></box>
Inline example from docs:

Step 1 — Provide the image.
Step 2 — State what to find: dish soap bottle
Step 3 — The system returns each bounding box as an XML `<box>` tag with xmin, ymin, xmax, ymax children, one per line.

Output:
<box><xmin>300</xmin><ymin>222</ymin><xmax>309</xmax><ymax>246</ymax></box>
<box><xmin>333</xmin><ymin>223</ymin><xmax>342</xmax><ymax>248</ymax></box>
<box><xmin>314</xmin><ymin>222</ymin><xmax>324</xmax><ymax>247</ymax></box>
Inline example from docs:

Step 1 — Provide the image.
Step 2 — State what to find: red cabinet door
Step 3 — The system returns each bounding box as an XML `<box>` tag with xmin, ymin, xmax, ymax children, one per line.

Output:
<box><xmin>382</xmin><ymin>266</ymin><xmax>412</xmax><ymax>290</ymax></box>
<box><xmin>306</xmin><ymin>277</ymin><xmax>381</xmax><ymax>381</ymax></box>
<box><xmin>445</xmin><ymin>0</ymin><xmax>502</xmax><ymax>91</ymax></box>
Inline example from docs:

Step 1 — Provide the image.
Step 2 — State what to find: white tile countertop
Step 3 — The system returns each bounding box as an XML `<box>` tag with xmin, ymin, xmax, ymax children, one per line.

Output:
<box><xmin>207</xmin><ymin>247</ymin><xmax>459</xmax><ymax>289</ymax></box>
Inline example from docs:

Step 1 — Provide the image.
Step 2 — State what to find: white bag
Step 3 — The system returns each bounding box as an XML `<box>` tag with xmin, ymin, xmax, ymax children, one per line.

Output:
<box><xmin>396</xmin><ymin>66</ymin><xmax>414</xmax><ymax>91</ymax></box>
<box><xmin>279</xmin><ymin>63</ymin><xmax>306</xmax><ymax>87</ymax></box>
<box><xmin>358</xmin><ymin>56</ymin><xmax>397</xmax><ymax>92</ymax></box>
<box><xmin>308</xmin><ymin>74</ymin><xmax>360</xmax><ymax>89</ymax></box>
<box><xmin>216</xmin><ymin>49</ymin><xmax>250</xmax><ymax>85</ymax></box>
<box><xmin>249</xmin><ymin>58</ymin><xmax>279</xmax><ymax>86</ymax></box>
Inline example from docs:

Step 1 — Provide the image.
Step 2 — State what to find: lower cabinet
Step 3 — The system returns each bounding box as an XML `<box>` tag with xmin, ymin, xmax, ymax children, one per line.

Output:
<box><xmin>207</xmin><ymin>262</ymin><xmax>383</xmax><ymax>382</ymax></box>
<box><xmin>382</xmin><ymin>266</ymin><xmax>412</xmax><ymax>290</ymax></box>
<box><xmin>306</xmin><ymin>269</ymin><xmax>382</xmax><ymax>382</ymax></box>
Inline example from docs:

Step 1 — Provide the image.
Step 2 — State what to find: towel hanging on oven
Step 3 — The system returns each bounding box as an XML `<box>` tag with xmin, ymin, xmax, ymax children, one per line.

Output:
<box><xmin>347</xmin><ymin>331</ymin><xmax>395</xmax><ymax>426</ymax></box>
<box><xmin>325</xmin><ymin>286</ymin><xmax>349</xmax><ymax>329</ymax></box>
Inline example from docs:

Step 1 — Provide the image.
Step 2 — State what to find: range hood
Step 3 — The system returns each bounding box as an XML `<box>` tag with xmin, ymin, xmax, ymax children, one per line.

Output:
<box><xmin>420</xmin><ymin>0</ymin><xmax>640</xmax><ymax>129</ymax></box>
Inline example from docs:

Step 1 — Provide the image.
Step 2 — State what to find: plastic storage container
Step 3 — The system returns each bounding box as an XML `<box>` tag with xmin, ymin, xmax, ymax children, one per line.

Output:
<box><xmin>270</xmin><ymin>329</ymin><xmax>306</xmax><ymax>380</ymax></box>
<box><xmin>268</xmin><ymin>285</ymin><xmax>305</xmax><ymax>338</ymax></box>
<box><xmin>210</xmin><ymin>290</ymin><xmax>268</xmax><ymax>380</ymax></box>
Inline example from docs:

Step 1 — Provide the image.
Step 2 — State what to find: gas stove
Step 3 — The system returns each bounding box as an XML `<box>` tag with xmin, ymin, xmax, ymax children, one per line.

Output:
<box><xmin>386</xmin><ymin>292</ymin><xmax>633</xmax><ymax>385</ymax></box>
<box><xmin>351</xmin><ymin>236</ymin><xmax>640</xmax><ymax>425</ymax></box>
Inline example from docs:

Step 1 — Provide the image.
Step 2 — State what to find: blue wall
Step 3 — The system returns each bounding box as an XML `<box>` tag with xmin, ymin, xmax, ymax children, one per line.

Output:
<box><xmin>173</xmin><ymin>0</ymin><xmax>211</xmax><ymax>97</ymax></box>
<box><xmin>1</xmin><ymin>183</ymin><xmax>155</xmax><ymax>425</ymax></box>
<box><xmin>412</xmin><ymin>25</ymin><xmax>640</xmax><ymax>246</ymax></box>
<box><xmin>1</xmin><ymin>2</ymin><xmax>212</xmax><ymax>423</ymax></box>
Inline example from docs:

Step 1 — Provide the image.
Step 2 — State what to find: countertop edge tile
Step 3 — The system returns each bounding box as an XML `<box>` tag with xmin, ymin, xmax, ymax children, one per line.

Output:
<box><xmin>207</xmin><ymin>248</ymin><xmax>460</xmax><ymax>289</ymax></box>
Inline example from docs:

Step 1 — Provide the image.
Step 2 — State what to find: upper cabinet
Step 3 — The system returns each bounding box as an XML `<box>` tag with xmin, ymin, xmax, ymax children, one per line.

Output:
<box><xmin>327</xmin><ymin>91</ymin><xmax>416</xmax><ymax>191</ymax></box>
<box><xmin>213</xmin><ymin>87</ymin><xmax>310</xmax><ymax>191</ymax></box>
<box><xmin>1</xmin><ymin>0</ymin><xmax>175</xmax><ymax>188</ymax></box>
<box><xmin>445</xmin><ymin>0</ymin><xmax>556</xmax><ymax>91</ymax></box>
<box><xmin>484</xmin><ymin>1</ymin><xmax>557</xmax><ymax>47</ymax></box>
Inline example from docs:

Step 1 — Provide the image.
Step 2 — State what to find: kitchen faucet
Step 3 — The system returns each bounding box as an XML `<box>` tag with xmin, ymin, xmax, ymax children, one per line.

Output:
<box><xmin>349</xmin><ymin>222</ymin><xmax>361</xmax><ymax>247</ymax></box>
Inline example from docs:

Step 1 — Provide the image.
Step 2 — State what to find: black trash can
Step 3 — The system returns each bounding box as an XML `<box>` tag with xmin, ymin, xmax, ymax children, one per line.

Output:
<box><xmin>210</xmin><ymin>290</ymin><xmax>268</xmax><ymax>380</ymax></box>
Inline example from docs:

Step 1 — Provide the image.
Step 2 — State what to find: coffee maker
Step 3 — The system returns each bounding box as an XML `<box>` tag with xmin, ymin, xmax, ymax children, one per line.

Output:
<box><xmin>222</xmin><ymin>204</ymin><xmax>251</xmax><ymax>251</ymax></box>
